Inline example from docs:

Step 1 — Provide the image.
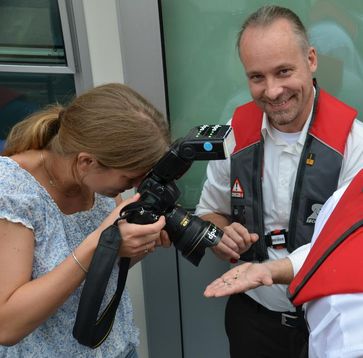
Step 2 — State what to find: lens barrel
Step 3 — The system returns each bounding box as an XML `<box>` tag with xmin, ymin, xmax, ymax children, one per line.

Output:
<box><xmin>165</xmin><ymin>206</ymin><xmax>223</xmax><ymax>266</ymax></box>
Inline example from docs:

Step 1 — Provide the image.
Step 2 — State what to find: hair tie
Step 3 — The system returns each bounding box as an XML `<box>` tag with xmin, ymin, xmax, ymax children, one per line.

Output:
<box><xmin>58</xmin><ymin>109</ymin><xmax>65</xmax><ymax>122</ymax></box>
<box><xmin>49</xmin><ymin>109</ymin><xmax>63</xmax><ymax>137</ymax></box>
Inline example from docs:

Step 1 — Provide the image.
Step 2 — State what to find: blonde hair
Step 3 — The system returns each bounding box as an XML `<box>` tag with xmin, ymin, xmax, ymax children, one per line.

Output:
<box><xmin>3</xmin><ymin>83</ymin><xmax>170</xmax><ymax>171</ymax></box>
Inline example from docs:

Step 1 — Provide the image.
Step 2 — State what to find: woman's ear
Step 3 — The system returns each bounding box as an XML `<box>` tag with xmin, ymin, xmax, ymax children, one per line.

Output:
<box><xmin>77</xmin><ymin>152</ymin><xmax>98</xmax><ymax>173</ymax></box>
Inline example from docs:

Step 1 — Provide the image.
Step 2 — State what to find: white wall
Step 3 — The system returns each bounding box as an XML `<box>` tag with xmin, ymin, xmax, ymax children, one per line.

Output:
<box><xmin>82</xmin><ymin>0</ymin><xmax>124</xmax><ymax>85</ymax></box>
<box><xmin>81</xmin><ymin>1</ymin><xmax>149</xmax><ymax>357</ymax></box>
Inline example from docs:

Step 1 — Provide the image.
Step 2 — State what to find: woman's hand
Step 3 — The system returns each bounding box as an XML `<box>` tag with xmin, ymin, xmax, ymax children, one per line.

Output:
<box><xmin>156</xmin><ymin>230</ymin><xmax>172</xmax><ymax>248</ymax></box>
<box><xmin>117</xmin><ymin>216</ymin><xmax>166</xmax><ymax>257</ymax></box>
<box><xmin>97</xmin><ymin>193</ymin><xmax>170</xmax><ymax>258</ymax></box>
<box><xmin>97</xmin><ymin>193</ymin><xmax>142</xmax><ymax>233</ymax></box>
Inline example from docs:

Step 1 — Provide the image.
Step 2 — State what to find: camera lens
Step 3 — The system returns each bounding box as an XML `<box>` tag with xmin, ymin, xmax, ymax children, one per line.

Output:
<box><xmin>165</xmin><ymin>206</ymin><xmax>223</xmax><ymax>266</ymax></box>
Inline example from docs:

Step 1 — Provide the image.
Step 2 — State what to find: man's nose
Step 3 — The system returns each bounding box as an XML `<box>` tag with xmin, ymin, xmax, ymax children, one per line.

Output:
<box><xmin>264</xmin><ymin>78</ymin><xmax>284</xmax><ymax>100</ymax></box>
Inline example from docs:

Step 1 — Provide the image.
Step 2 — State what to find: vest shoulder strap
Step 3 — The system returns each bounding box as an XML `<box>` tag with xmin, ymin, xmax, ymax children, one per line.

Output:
<box><xmin>310</xmin><ymin>89</ymin><xmax>357</xmax><ymax>155</ymax></box>
<box><xmin>231</xmin><ymin>101</ymin><xmax>263</xmax><ymax>153</ymax></box>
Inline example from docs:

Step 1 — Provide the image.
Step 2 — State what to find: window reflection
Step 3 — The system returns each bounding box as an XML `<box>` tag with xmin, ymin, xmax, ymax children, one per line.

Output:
<box><xmin>0</xmin><ymin>0</ymin><xmax>66</xmax><ymax>65</ymax></box>
<box><xmin>0</xmin><ymin>73</ymin><xmax>75</xmax><ymax>148</ymax></box>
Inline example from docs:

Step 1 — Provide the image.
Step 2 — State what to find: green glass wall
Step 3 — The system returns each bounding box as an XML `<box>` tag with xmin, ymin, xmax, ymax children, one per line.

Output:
<box><xmin>160</xmin><ymin>0</ymin><xmax>363</xmax><ymax>209</ymax></box>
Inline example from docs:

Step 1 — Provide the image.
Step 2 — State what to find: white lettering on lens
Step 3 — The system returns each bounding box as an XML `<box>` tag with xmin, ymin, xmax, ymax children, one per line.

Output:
<box><xmin>207</xmin><ymin>226</ymin><xmax>217</xmax><ymax>242</ymax></box>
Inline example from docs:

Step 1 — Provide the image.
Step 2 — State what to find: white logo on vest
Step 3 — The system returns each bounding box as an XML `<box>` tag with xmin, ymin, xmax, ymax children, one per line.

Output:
<box><xmin>306</xmin><ymin>203</ymin><xmax>323</xmax><ymax>224</ymax></box>
<box><xmin>232</xmin><ymin>178</ymin><xmax>244</xmax><ymax>198</ymax></box>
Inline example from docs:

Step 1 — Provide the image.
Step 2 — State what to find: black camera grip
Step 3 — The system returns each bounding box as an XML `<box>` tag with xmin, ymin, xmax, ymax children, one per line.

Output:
<box><xmin>120</xmin><ymin>201</ymin><xmax>160</xmax><ymax>224</ymax></box>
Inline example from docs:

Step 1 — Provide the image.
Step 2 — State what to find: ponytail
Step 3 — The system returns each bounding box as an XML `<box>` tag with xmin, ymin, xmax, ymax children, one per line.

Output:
<box><xmin>2</xmin><ymin>83</ymin><xmax>170</xmax><ymax>172</ymax></box>
<box><xmin>2</xmin><ymin>105</ymin><xmax>63</xmax><ymax>156</ymax></box>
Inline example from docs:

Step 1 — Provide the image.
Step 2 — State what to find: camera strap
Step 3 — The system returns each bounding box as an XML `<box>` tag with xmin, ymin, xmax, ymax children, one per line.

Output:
<box><xmin>72</xmin><ymin>221</ymin><xmax>131</xmax><ymax>348</ymax></box>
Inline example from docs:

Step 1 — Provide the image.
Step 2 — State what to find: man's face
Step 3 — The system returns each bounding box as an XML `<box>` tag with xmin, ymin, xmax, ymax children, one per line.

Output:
<box><xmin>239</xmin><ymin>19</ymin><xmax>317</xmax><ymax>132</ymax></box>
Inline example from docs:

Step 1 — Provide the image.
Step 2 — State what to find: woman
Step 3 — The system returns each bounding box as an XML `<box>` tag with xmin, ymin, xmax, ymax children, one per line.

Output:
<box><xmin>0</xmin><ymin>83</ymin><xmax>170</xmax><ymax>357</ymax></box>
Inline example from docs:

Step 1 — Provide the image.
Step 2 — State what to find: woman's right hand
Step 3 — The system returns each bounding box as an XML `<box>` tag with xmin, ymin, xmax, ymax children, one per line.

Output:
<box><xmin>97</xmin><ymin>193</ymin><xmax>141</xmax><ymax>233</ymax></box>
<box><xmin>117</xmin><ymin>215</ymin><xmax>166</xmax><ymax>257</ymax></box>
<box><xmin>96</xmin><ymin>193</ymin><xmax>166</xmax><ymax>257</ymax></box>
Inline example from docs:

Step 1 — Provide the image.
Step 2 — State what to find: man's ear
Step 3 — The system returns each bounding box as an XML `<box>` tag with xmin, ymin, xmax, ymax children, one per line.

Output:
<box><xmin>308</xmin><ymin>46</ymin><xmax>318</xmax><ymax>73</ymax></box>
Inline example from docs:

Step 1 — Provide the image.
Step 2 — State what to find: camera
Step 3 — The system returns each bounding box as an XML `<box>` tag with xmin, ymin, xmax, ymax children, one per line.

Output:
<box><xmin>72</xmin><ymin>124</ymin><xmax>236</xmax><ymax>348</ymax></box>
<box><xmin>120</xmin><ymin>124</ymin><xmax>235</xmax><ymax>266</ymax></box>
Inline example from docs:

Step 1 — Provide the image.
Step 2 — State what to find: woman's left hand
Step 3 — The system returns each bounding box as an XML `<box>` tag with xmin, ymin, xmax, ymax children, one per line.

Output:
<box><xmin>156</xmin><ymin>230</ymin><xmax>172</xmax><ymax>248</ymax></box>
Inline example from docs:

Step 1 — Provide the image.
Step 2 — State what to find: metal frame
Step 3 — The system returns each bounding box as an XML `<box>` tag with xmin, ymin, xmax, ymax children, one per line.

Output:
<box><xmin>0</xmin><ymin>64</ymin><xmax>74</xmax><ymax>74</ymax></box>
<box><xmin>64</xmin><ymin>0</ymin><xmax>93</xmax><ymax>93</ymax></box>
<box><xmin>56</xmin><ymin>0</ymin><xmax>77</xmax><ymax>73</ymax></box>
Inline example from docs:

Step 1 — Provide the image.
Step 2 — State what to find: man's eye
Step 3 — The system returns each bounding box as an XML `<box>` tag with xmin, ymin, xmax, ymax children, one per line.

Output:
<box><xmin>279</xmin><ymin>69</ymin><xmax>292</xmax><ymax>76</ymax></box>
<box><xmin>249</xmin><ymin>75</ymin><xmax>263</xmax><ymax>82</ymax></box>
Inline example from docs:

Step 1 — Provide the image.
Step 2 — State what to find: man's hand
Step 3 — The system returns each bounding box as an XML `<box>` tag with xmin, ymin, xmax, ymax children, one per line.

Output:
<box><xmin>204</xmin><ymin>258</ymin><xmax>294</xmax><ymax>297</ymax></box>
<box><xmin>212</xmin><ymin>222</ymin><xmax>259</xmax><ymax>261</ymax></box>
<box><xmin>204</xmin><ymin>263</ymin><xmax>273</xmax><ymax>297</ymax></box>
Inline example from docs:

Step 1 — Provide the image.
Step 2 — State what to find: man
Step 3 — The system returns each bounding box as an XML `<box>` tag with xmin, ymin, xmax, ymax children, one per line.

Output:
<box><xmin>204</xmin><ymin>169</ymin><xmax>363</xmax><ymax>358</ymax></box>
<box><xmin>195</xmin><ymin>5</ymin><xmax>363</xmax><ymax>358</ymax></box>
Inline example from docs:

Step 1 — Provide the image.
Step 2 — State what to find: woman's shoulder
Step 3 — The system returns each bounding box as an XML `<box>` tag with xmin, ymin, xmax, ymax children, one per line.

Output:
<box><xmin>0</xmin><ymin>156</ymin><xmax>43</xmax><ymax>195</ymax></box>
<box><xmin>0</xmin><ymin>156</ymin><xmax>48</xmax><ymax>230</ymax></box>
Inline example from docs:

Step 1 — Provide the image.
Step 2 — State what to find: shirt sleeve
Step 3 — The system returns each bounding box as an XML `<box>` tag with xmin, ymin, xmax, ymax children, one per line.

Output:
<box><xmin>288</xmin><ymin>243</ymin><xmax>311</xmax><ymax>276</ymax></box>
<box><xmin>194</xmin><ymin>157</ymin><xmax>231</xmax><ymax>217</ymax></box>
<box><xmin>338</xmin><ymin>119</ymin><xmax>363</xmax><ymax>187</ymax></box>
<box><xmin>0</xmin><ymin>187</ymin><xmax>43</xmax><ymax>231</ymax></box>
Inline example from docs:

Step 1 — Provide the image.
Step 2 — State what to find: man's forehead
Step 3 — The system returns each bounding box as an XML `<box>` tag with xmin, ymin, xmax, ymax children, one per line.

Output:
<box><xmin>239</xmin><ymin>20</ymin><xmax>302</xmax><ymax>60</ymax></box>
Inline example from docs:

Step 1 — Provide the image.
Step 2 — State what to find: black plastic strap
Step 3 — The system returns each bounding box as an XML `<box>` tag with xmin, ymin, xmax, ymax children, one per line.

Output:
<box><xmin>264</xmin><ymin>229</ymin><xmax>288</xmax><ymax>249</ymax></box>
<box><xmin>72</xmin><ymin>222</ymin><xmax>131</xmax><ymax>348</ymax></box>
<box><xmin>281</xmin><ymin>305</ymin><xmax>305</xmax><ymax>328</ymax></box>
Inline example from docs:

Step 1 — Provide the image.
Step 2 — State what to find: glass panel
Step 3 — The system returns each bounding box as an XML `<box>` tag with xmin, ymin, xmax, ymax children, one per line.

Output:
<box><xmin>0</xmin><ymin>0</ymin><xmax>66</xmax><ymax>65</ymax></box>
<box><xmin>0</xmin><ymin>73</ymin><xmax>75</xmax><ymax>149</ymax></box>
<box><xmin>160</xmin><ymin>0</ymin><xmax>363</xmax><ymax>209</ymax></box>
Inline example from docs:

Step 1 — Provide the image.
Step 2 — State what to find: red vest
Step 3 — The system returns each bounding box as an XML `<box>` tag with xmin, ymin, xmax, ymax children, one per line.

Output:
<box><xmin>288</xmin><ymin>170</ymin><xmax>363</xmax><ymax>306</ymax></box>
<box><xmin>230</xmin><ymin>87</ymin><xmax>357</xmax><ymax>261</ymax></box>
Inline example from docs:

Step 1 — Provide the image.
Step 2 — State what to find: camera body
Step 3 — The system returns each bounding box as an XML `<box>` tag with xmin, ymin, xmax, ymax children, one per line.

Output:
<box><xmin>120</xmin><ymin>124</ymin><xmax>235</xmax><ymax>266</ymax></box>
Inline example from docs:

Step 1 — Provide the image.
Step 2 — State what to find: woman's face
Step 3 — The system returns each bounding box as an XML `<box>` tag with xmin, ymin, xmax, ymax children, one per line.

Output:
<box><xmin>86</xmin><ymin>167</ymin><xmax>146</xmax><ymax>197</ymax></box>
<box><xmin>77</xmin><ymin>154</ymin><xmax>146</xmax><ymax>197</ymax></box>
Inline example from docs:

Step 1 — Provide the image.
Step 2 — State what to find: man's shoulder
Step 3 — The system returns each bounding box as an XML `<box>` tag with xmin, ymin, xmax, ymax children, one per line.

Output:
<box><xmin>233</xmin><ymin>100</ymin><xmax>260</xmax><ymax>115</ymax></box>
<box><xmin>231</xmin><ymin>101</ymin><xmax>262</xmax><ymax>129</ymax></box>
<box><xmin>351</xmin><ymin>118</ymin><xmax>363</xmax><ymax>134</ymax></box>
<box><xmin>319</xmin><ymin>89</ymin><xmax>357</xmax><ymax>118</ymax></box>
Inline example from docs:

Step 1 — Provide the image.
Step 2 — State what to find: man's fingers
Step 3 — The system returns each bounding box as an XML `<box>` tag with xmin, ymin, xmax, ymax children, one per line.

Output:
<box><xmin>223</xmin><ymin>224</ymin><xmax>259</xmax><ymax>253</ymax></box>
<box><xmin>213</xmin><ymin>241</ymin><xmax>240</xmax><ymax>260</ymax></box>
